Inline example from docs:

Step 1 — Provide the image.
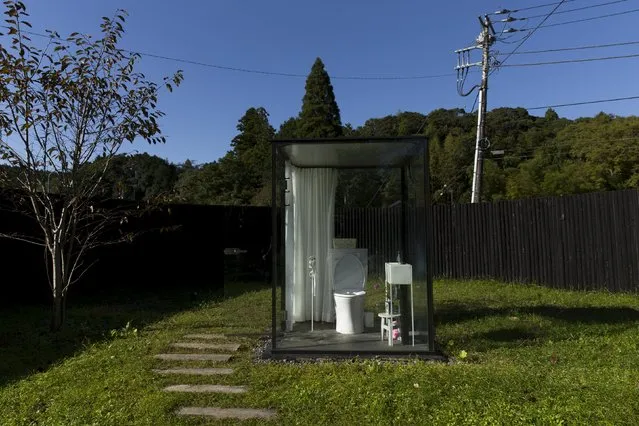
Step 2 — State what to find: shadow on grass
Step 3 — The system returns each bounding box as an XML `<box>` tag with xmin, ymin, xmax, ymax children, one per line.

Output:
<box><xmin>224</xmin><ymin>280</ymin><xmax>271</xmax><ymax>299</ymax></box>
<box><xmin>435</xmin><ymin>304</ymin><xmax>639</xmax><ymax>351</ymax></box>
<box><xmin>436</xmin><ymin>304</ymin><xmax>639</xmax><ymax>326</ymax></box>
<box><xmin>0</xmin><ymin>278</ymin><xmax>269</xmax><ymax>387</ymax></box>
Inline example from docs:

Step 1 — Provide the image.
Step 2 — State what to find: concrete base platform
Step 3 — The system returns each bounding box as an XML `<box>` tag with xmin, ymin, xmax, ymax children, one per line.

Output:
<box><xmin>277</xmin><ymin>323</ymin><xmax>431</xmax><ymax>353</ymax></box>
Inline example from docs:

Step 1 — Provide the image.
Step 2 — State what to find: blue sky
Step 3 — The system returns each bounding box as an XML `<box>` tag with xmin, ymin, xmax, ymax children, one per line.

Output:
<box><xmin>20</xmin><ymin>0</ymin><xmax>639</xmax><ymax>164</ymax></box>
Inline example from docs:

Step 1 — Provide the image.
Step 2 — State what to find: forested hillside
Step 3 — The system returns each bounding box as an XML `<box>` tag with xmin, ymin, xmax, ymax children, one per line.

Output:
<box><xmin>2</xmin><ymin>54</ymin><xmax>637</xmax><ymax>207</ymax></box>
<box><xmin>4</xmin><ymin>106</ymin><xmax>636</xmax><ymax>206</ymax></box>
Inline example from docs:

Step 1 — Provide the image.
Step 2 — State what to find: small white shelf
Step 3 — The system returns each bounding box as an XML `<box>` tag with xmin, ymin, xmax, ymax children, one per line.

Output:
<box><xmin>383</xmin><ymin>262</ymin><xmax>415</xmax><ymax>346</ymax></box>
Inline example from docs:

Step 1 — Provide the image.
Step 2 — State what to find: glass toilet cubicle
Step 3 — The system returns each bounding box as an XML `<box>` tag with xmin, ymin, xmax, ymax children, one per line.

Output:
<box><xmin>270</xmin><ymin>136</ymin><xmax>435</xmax><ymax>357</ymax></box>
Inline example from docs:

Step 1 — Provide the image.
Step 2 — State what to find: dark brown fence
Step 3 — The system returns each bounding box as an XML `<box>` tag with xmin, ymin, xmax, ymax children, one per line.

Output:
<box><xmin>336</xmin><ymin>207</ymin><xmax>402</xmax><ymax>276</ymax></box>
<box><xmin>0</xmin><ymin>203</ymin><xmax>272</xmax><ymax>305</ymax></box>
<box><xmin>3</xmin><ymin>189</ymin><xmax>638</xmax><ymax>305</ymax></box>
<box><xmin>337</xmin><ymin>190</ymin><xmax>639</xmax><ymax>292</ymax></box>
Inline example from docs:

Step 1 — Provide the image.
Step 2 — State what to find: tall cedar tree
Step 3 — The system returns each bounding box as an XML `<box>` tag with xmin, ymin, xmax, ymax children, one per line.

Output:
<box><xmin>298</xmin><ymin>58</ymin><xmax>343</xmax><ymax>138</ymax></box>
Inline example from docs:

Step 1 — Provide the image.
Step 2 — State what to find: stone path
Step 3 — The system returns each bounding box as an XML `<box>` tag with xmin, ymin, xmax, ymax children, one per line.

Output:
<box><xmin>170</xmin><ymin>342</ymin><xmax>241</xmax><ymax>351</ymax></box>
<box><xmin>164</xmin><ymin>384</ymin><xmax>247</xmax><ymax>394</ymax></box>
<box><xmin>177</xmin><ymin>407</ymin><xmax>277</xmax><ymax>420</ymax></box>
<box><xmin>152</xmin><ymin>332</ymin><xmax>277</xmax><ymax>421</ymax></box>
<box><xmin>183</xmin><ymin>333</ymin><xmax>226</xmax><ymax>340</ymax></box>
<box><xmin>154</xmin><ymin>353</ymin><xmax>232</xmax><ymax>362</ymax></box>
<box><xmin>152</xmin><ymin>368</ymin><xmax>234</xmax><ymax>376</ymax></box>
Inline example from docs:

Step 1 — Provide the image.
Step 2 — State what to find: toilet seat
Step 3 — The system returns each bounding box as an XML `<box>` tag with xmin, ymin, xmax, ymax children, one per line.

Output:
<box><xmin>331</xmin><ymin>249</ymin><xmax>367</xmax><ymax>334</ymax></box>
<box><xmin>333</xmin><ymin>251</ymin><xmax>366</xmax><ymax>293</ymax></box>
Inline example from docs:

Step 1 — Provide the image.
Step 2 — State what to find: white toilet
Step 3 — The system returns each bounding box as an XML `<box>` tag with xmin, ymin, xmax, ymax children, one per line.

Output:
<box><xmin>331</xmin><ymin>248</ymin><xmax>367</xmax><ymax>334</ymax></box>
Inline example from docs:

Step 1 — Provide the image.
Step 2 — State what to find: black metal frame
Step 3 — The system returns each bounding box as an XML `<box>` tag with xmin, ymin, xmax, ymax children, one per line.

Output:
<box><xmin>271</xmin><ymin>136</ymin><xmax>436</xmax><ymax>356</ymax></box>
<box><xmin>271</xmin><ymin>142</ymin><xmax>278</xmax><ymax>348</ymax></box>
<box><xmin>275</xmin><ymin>136</ymin><xmax>430</xmax><ymax>146</ymax></box>
<box><xmin>274</xmin><ymin>136</ymin><xmax>425</xmax><ymax>169</ymax></box>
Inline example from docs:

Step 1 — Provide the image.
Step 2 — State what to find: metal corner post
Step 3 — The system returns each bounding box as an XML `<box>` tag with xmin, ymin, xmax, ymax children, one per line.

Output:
<box><xmin>400</xmin><ymin>166</ymin><xmax>408</xmax><ymax>261</ymax></box>
<box><xmin>424</xmin><ymin>141</ymin><xmax>435</xmax><ymax>351</ymax></box>
<box><xmin>271</xmin><ymin>142</ymin><xmax>278</xmax><ymax>350</ymax></box>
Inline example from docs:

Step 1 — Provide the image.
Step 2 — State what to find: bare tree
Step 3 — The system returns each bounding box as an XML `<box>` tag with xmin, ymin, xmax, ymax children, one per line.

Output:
<box><xmin>0</xmin><ymin>1</ymin><xmax>182</xmax><ymax>330</ymax></box>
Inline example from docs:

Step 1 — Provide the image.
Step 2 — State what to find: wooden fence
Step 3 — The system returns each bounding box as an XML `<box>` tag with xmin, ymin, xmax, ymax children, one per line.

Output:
<box><xmin>0</xmin><ymin>203</ymin><xmax>271</xmax><ymax>305</ymax></box>
<box><xmin>335</xmin><ymin>207</ymin><xmax>405</xmax><ymax>276</ymax></box>
<box><xmin>3</xmin><ymin>189</ymin><xmax>638</xmax><ymax>304</ymax></box>
<box><xmin>337</xmin><ymin>190</ymin><xmax>639</xmax><ymax>292</ymax></box>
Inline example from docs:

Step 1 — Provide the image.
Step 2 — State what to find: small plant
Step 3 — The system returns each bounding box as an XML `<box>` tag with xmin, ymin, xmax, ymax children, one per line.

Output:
<box><xmin>109</xmin><ymin>321</ymin><xmax>138</xmax><ymax>339</ymax></box>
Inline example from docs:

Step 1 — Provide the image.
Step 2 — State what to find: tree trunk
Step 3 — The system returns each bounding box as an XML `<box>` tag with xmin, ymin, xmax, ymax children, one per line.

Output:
<box><xmin>51</xmin><ymin>291</ymin><xmax>64</xmax><ymax>332</ymax></box>
<box><xmin>50</xmin><ymin>242</ymin><xmax>66</xmax><ymax>332</ymax></box>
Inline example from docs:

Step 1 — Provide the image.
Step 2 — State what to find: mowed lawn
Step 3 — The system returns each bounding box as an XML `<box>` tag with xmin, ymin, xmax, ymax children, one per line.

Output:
<box><xmin>1</xmin><ymin>279</ymin><xmax>638</xmax><ymax>425</ymax></box>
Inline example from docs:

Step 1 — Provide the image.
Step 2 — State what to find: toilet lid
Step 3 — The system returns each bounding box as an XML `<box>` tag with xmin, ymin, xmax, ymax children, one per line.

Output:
<box><xmin>333</xmin><ymin>253</ymin><xmax>365</xmax><ymax>292</ymax></box>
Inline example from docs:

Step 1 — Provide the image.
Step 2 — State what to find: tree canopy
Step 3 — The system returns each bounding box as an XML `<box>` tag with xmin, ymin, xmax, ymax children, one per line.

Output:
<box><xmin>5</xmin><ymin>105</ymin><xmax>639</xmax><ymax>207</ymax></box>
<box><xmin>298</xmin><ymin>57</ymin><xmax>343</xmax><ymax>138</ymax></box>
<box><xmin>173</xmin><ymin>106</ymin><xmax>275</xmax><ymax>205</ymax></box>
<box><xmin>0</xmin><ymin>1</ymin><xmax>182</xmax><ymax>330</ymax></box>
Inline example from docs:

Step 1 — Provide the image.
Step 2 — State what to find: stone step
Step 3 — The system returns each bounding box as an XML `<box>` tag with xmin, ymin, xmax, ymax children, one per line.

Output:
<box><xmin>164</xmin><ymin>384</ymin><xmax>247</xmax><ymax>394</ymax></box>
<box><xmin>152</xmin><ymin>368</ymin><xmax>234</xmax><ymax>376</ymax></box>
<box><xmin>183</xmin><ymin>333</ymin><xmax>226</xmax><ymax>340</ymax></box>
<box><xmin>176</xmin><ymin>407</ymin><xmax>277</xmax><ymax>420</ymax></box>
<box><xmin>154</xmin><ymin>353</ymin><xmax>232</xmax><ymax>362</ymax></box>
<box><xmin>171</xmin><ymin>342</ymin><xmax>241</xmax><ymax>351</ymax></box>
<box><xmin>224</xmin><ymin>332</ymin><xmax>265</xmax><ymax>338</ymax></box>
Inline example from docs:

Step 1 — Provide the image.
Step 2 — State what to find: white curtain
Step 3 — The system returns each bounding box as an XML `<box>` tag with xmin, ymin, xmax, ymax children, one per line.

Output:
<box><xmin>285</xmin><ymin>162</ymin><xmax>338</xmax><ymax>325</ymax></box>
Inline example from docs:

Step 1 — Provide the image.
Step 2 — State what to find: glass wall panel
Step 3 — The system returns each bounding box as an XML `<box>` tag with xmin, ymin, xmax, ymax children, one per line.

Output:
<box><xmin>272</xmin><ymin>138</ymin><xmax>434</xmax><ymax>355</ymax></box>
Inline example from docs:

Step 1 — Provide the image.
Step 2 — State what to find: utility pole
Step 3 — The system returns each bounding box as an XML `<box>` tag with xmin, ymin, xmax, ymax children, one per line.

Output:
<box><xmin>455</xmin><ymin>15</ymin><xmax>495</xmax><ymax>203</ymax></box>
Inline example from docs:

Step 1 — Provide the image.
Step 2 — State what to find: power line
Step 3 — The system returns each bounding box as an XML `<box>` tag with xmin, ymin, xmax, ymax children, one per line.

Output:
<box><xmin>127</xmin><ymin>50</ymin><xmax>457</xmax><ymax>80</ymax></box>
<box><xmin>470</xmin><ymin>90</ymin><xmax>480</xmax><ymax>113</ymax></box>
<box><xmin>3</xmin><ymin>26</ymin><xmax>456</xmax><ymax>81</ymax></box>
<box><xmin>498</xmin><ymin>40</ymin><xmax>639</xmax><ymax>55</ymax></box>
<box><xmin>495</xmin><ymin>0</ymin><xmax>568</xmax><ymax>70</ymax></box>
<box><xmin>488</xmin><ymin>0</ymin><xmax>579</xmax><ymax>15</ymax></box>
<box><xmin>501</xmin><ymin>52</ymin><xmax>639</xmax><ymax>67</ymax></box>
<box><xmin>496</xmin><ymin>136</ymin><xmax>639</xmax><ymax>161</ymax></box>
<box><xmin>504</xmin><ymin>135</ymin><xmax>639</xmax><ymax>153</ymax></box>
<box><xmin>522</xmin><ymin>0</ymin><xmax>630</xmax><ymax>20</ymax></box>
<box><xmin>525</xmin><ymin>94</ymin><xmax>639</xmax><ymax>110</ymax></box>
<box><xmin>125</xmin><ymin>50</ymin><xmax>308</xmax><ymax>78</ymax></box>
<box><xmin>528</xmin><ymin>6</ymin><xmax>639</xmax><ymax>29</ymax></box>
<box><xmin>497</xmin><ymin>34</ymin><xmax>533</xmax><ymax>45</ymax></box>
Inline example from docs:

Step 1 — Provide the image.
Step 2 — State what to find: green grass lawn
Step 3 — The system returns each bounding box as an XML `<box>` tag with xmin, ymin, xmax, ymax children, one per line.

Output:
<box><xmin>1</xmin><ymin>279</ymin><xmax>639</xmax><ymax>425</ymax></box>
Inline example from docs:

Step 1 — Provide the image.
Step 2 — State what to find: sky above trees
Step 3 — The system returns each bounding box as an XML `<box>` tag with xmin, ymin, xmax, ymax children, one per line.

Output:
<box><xmin>19</xmin><ymin>0</ymin><xmax>639</xmax><ymax>163</ymax></box>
